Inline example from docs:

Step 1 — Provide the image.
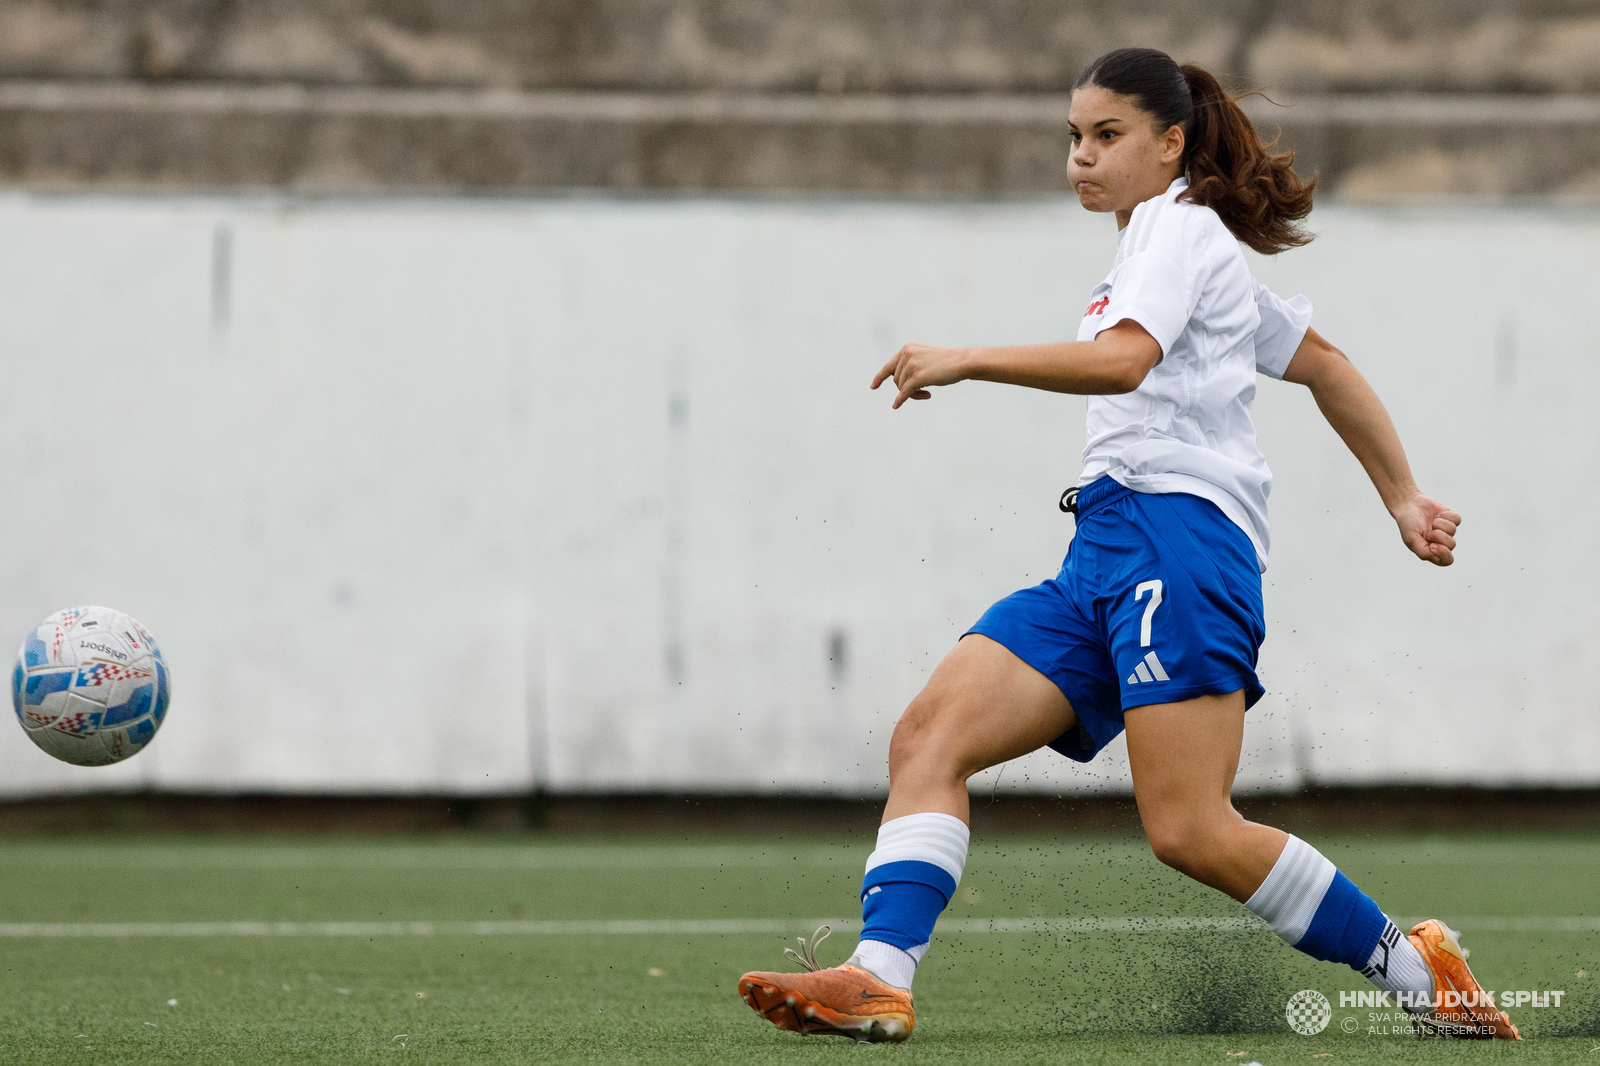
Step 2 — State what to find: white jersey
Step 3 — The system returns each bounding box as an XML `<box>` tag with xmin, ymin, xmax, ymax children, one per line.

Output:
<box><xmin>1075</xmin><ymin>176</ymin><xmax>1312</xmax><ymax>570</ymax></box>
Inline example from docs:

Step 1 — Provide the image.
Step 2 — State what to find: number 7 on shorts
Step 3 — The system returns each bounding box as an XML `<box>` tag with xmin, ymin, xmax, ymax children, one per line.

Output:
<box><xmin>1135</xmin><ymin>579</ymin><xmax>1163</xmax><ymax>648</ymax></box>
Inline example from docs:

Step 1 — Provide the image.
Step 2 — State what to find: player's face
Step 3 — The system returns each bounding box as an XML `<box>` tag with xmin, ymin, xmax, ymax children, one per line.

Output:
<box><xmin>1067</xmin><ymin>85</ymin><xmax>1186</xmax><ymax>217</ymax></box>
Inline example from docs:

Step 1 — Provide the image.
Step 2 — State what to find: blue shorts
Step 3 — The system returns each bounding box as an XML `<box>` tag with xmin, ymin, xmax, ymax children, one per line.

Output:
<box><xmin>968</xmin><ymin>475</ymin><xmax>1265</xmax><ymax>763</ymax></box>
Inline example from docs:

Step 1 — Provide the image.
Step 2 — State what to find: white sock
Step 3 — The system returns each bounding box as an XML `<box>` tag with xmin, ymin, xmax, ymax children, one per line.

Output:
<box><xmin>850</xmin><ymin>812</ymin><xmax>969</xmax><ymax>991</ymax></box>
<box><xmin>1245</xmin><ymin>835</ymin><xmax>1337</xmax><ymax>945</ymax></box>
<box><xmin>861</xmin><ymin>812</ymin><xmax>970</xmax><ymax>887</ymax></box>
<box><xmin>1361</xmin><ymin>918</ymin><xmax>1434</xmax><ymax>1002</ymax></box>
<box><xmin>848</xmin><ymin>939</ymin><xmax>922</xmax><ymax>989</ymax></box>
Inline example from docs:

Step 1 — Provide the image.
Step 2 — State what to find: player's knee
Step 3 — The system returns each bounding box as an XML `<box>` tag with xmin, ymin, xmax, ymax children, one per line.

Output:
<box><xmin>1145</xmin><ymin>817</ymin><xmax>1224</xmax><ymax>879</ymax></box>
<box><xmin>888</xmin><ymin>696</ymin><xmax>938</xmax><ymax>773</ymax></box>
<box><xmin>1146</xmin><ymin>825</ymin><xmax>1195</xmax><ymax>874</ymax></box>
<box><xmin>888</xmin><ymin>691</ymin><xmax>966</xmax><ymax>783</ymax></box>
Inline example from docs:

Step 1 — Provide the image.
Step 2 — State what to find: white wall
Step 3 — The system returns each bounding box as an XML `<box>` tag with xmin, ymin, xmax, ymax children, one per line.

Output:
<box><xmin>0</xmin><ymin>192</ymin><xmax>1592</xmax><ymax>797</ymax></box>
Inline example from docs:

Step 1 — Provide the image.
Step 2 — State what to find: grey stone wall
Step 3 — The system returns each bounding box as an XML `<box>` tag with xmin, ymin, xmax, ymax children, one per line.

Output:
<box><xmin>0</xmin><ymin>0</ymin><xmax>1597</xmax><ymax>195</ymax></box>
<box><xmin>6</xmin><ymin>0</ymin><xmax>1600</xmax><ymax>93</ymax></box>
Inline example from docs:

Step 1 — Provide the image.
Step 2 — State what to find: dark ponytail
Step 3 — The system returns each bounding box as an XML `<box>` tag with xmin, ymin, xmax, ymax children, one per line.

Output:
<box><xmin>1075</xmin><ymin>48</ymin><xmax>1316</xmax><ymax>256</ymax></box>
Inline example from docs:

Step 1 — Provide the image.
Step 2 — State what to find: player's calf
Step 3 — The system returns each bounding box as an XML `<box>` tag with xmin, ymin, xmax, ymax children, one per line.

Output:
<box><xmin>852</xmin><ymin>812</ymin><xmax>969</xmax><ymax>990</ymax></box>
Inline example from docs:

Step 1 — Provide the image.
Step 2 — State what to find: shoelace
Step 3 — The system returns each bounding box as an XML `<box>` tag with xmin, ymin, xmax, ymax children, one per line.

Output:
<box><xmin>782</xmin><ymin>924</ymin><xmax>832</xmax><ymax>972</ymax></box>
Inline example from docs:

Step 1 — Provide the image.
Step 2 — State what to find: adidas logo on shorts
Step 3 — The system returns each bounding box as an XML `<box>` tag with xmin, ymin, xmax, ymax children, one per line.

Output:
<box><xmin>1126</xmin><ymin>651</ymin><xmax>1169</xmax><ymax>685</ymax></box>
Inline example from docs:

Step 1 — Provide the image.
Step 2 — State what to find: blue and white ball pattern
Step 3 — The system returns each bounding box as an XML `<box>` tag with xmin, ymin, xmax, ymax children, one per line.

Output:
<box><xmin>12</xmin><ymin>606</ymin><xmax>170</xmax><ymax>766</ymax></box>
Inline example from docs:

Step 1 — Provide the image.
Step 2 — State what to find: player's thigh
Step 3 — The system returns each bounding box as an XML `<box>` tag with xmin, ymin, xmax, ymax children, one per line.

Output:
<box><xmin>1124</xmin><ymin>691</ymin><xmax>1288</xmax><ymax>899</ymax></box>
<box><xmin>1123</xmin><ymin>690</ymin><xmax>1246</xmax><ymax>813</ymax></box>
<box><xmin>1125</xmin><ymin>693</ymin><xmax>1248</xmax><ymax>863</ymax></box>
<box><xmin>889</xmin><ymin>633</ymin><xmax>1078</xmax><ymax>781</ymax></box>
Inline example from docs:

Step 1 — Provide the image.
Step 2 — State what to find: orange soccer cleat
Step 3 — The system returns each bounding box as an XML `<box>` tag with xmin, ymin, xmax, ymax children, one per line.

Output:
<box><xmin>737</xmin><ymin>926</ymin><xmax>915</xmax><ymax>1043</ymax></box>
<box><xmin>1407</xmin><ymin>919</ymin><xmax>1521</xmax><ymax>1039</ymax></box>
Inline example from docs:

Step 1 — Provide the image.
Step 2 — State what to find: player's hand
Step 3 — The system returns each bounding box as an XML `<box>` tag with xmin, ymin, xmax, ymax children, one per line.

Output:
<box><xmin>871</xmin><ymin>343</ymin><xmax>972</xmax><ymax>409</ymax></box>
<box><xmin>1393</xmin><ymin>493</ymin><xmax>1460</xmax><ymax>566</ymax></box>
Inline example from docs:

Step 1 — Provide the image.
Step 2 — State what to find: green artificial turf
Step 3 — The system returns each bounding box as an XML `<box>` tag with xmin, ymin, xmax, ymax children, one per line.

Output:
<box><xmin>0</xmin><ymin>831</ymin><xmax>1593</xmax><ymax>1063</ymax></box>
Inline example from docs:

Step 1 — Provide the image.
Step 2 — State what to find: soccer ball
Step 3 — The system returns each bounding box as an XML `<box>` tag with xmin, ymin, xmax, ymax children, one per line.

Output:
<box><xmin>12</xmin><ymin>606</ymin><xmax>171</xmax><ymax>766</ymax></box>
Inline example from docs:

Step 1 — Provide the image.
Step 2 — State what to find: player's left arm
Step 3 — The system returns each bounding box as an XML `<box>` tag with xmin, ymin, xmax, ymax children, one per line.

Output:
<box><xmin>1281</xmin><ymin>327</ymin><xmax>1460</xmax><ymax>567</ymax></box>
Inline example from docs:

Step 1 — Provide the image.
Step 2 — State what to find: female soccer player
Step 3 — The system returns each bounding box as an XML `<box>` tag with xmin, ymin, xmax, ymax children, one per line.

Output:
<box><xmin>738</xmin><ymin>47</ymin><xmax>1519</xmax><ymax>1043</ymax></box>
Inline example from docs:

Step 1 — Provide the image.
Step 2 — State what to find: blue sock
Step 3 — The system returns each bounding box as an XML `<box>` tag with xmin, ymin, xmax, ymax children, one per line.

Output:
<box><xmin>860</xmin><ymin>868</ymin><xmax>952</xmax><ymax>950</ymax></box>
<box><xmin>1296</xmin><ymin>870</ymin><xmax>1387</xmax><ymax>965</ymax></box>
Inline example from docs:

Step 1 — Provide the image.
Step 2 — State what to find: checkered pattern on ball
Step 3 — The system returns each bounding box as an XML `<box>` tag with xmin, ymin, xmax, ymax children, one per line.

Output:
<box><xmin>11</xmin><ymin>606</ymin><xmax>170</xmax><ymax>766</ymax></box>
<box><xmin>1285</xmin><ymin>989</ymin><xmax>1332</xmax><ymax>1035</ymax></box>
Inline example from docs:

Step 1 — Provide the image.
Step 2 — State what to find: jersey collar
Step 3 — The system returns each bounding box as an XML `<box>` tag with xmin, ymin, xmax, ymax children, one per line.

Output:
<box><xmin>1117</xmin><ymin>176</ymin><xmax>1189</xmax><ymax>245</ymax></box>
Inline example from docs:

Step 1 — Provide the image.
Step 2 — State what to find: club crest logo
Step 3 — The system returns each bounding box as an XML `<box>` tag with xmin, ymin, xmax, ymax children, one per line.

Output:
<box><xmin>1286</xmin><ymin>989</ymin><xmax>1332</xmax><ymax>1035</ymax></box>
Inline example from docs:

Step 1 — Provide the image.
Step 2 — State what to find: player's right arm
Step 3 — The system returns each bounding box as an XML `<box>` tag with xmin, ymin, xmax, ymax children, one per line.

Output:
<box><xmin>871</xmin><ymin>320</ymin><xmax>1161</xmax><ymax>408</ymax></box>
<box><xmin>1281</xmin><ymin>328</ymin><xmax>1461</xmax><ymax>567</ymax></box>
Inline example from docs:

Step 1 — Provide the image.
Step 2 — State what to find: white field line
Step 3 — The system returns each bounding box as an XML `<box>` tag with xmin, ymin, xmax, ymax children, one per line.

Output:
<box><xmin>0</xmin><ymin>847</ymin><xmax>1153</xmax><ymax>871</ymax></box>
<box><xmin>0</xmin><ymin>917</ymin><xmax>1254</xmax><ymax>938</ymax></box>
<box><xmin>0</xmin><ymin>847</ymin><xmax>866</xmax><ymax>871</ymax></box>
<box><xmin>0</xmin><ymin>915</ymin><xmax>1592</xmax><ymax>938</ymax></box>
<box><xmin>3</xmin><ymin>843</ymin><xmax>1582</xmax><ymax>871</ymax></box>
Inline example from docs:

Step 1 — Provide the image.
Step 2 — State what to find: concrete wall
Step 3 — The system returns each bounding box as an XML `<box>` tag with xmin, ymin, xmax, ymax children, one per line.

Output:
<box><xmin>0</xmin><ymin>192</ymin><xmax>1594</xmax><ymax>797</ymax></box>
